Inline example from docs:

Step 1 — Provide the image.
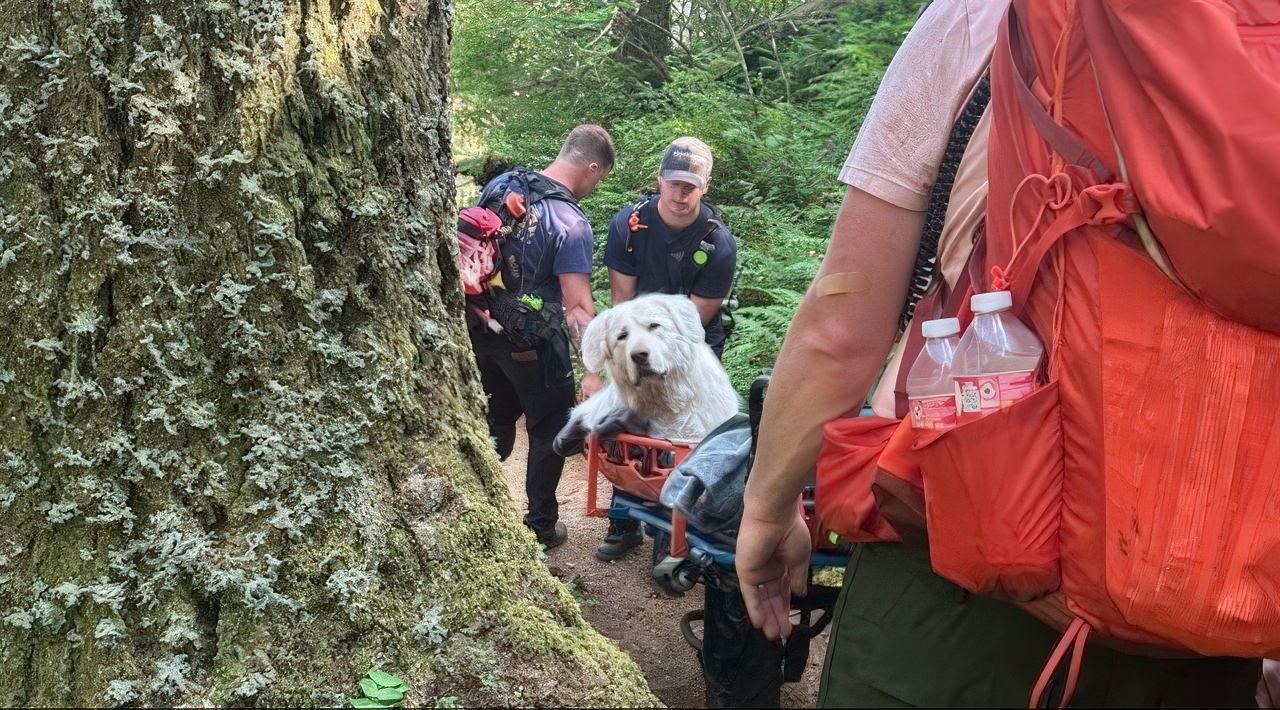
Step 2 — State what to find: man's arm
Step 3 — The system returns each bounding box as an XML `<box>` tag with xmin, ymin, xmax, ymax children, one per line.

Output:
<box><xmin>560</xmin><ymin>271</ymin><xmax>603</xmax><ymax>399</ymax></box>
<box><xmin>690</xmin><ymin>294</ymin><xmax>723</xmax><ymax>326</ymax></box>
<box><xmin>735</xmin><ymin>185</ymin><xmax>924</xmax><ymax>641</ymax></box>
<box><xmin>608</xmin><ymin>269</ymin><xmax>638</xmax><ymax>306</ymax></box>
<box><xmin>559</xmin><ymin>272</ymin><xmax>596</xmax><ymax>338</ymax></box>
<box><xmin>614</xmin><ymin>270</ymin><xmax>719</xmax><ymax>326</ymax></box>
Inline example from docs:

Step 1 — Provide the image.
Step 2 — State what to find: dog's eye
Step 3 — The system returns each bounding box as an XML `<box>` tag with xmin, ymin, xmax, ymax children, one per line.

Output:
<box><xmin>647</xmin><ymin>323</ymin><xmax>660</xmax><ymax>330</ymax></box>
<box><xmin>616</xmin><ymin>330</ymin><xmax>628</xmax><ymax>342</ymax></box>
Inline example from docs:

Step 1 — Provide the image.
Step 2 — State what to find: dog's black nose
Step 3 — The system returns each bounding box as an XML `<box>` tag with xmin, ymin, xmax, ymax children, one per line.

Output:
<box><xmin>630</xmin><ymin>350</ymin><xmax>649</xmax><ymax>366</ymax></box>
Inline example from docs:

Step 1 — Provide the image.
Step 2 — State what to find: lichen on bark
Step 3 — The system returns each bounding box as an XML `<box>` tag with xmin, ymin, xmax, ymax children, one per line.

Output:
<box><xmin>0</xmin><ymin>0</ymin><xmax>657</xmax><ymax>706</ymax></box>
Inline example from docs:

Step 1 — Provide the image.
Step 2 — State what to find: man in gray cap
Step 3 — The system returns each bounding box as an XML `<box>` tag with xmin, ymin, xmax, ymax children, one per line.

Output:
<box><xmin>604</xmin><ymin>137</ymin><xmax>737</xmax><ymax>355</ymax></box>
<box><xmin>592</xmin><ymin>136</ymin><xmax>738</xmax><ymax>561</ymax></box>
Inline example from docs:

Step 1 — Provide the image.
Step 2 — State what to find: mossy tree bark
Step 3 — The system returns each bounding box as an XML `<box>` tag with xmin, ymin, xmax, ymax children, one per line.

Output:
<box><xmin>0</xmin><ymin>0</ymin><xmax>656</xmax><ymax>706</ymax></box>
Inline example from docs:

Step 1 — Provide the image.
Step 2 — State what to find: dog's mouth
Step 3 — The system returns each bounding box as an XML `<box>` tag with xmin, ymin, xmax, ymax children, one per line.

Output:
<box><xmin>627</xmin><ymin>362</ymin><xmax>663</xmax><ymax>386</ymax></box>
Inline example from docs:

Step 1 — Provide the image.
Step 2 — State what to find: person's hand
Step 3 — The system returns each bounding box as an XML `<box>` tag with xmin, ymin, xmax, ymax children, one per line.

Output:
<box><xmin>736</xmin><ymin>502</ymin><xmax>811</xmax><ymax>641</ymax></box>
<box><xmin>578</xmin><ymin>372</ymin><xmax>603</xmax><ymax>402</ymax></box>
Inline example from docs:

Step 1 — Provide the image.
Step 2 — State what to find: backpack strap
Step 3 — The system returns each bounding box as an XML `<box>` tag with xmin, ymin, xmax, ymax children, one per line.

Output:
<box><xmin>624</xmin><ymin>192</ymin><xmax>657</xmax><ymax>253</ymax></box>
<box><xmin>1005</xmin><ymin>8</ymin><xmax>1111</xmax><ymax>183</ymax></box>
<box><xmin>689</xmin><ymin>217</ymin><xmax>729</xmax><ymax>293</ymax></box>
<box><xmin>625</xmin><ymin>195</ymin><xmax>730</xmax><ymax>299</ymax></box>
<box><xmin>901</xmin><ymin>72</ymin><xmax>991</xmax><ymax>332</ymax></box>
<box><xmin>518</xmin><ymin>168</ymin><xmax>580</xmax><ymax>206</ymax></box>
<box><xmin>481</xmin><ymin>167</ymin><xmax>580</xmax><ymax>218</ymax></box>
<box><xmin>993</xmin><ymin>8</ymin><xmax>1140</xmax><ymax>315</ymax></box>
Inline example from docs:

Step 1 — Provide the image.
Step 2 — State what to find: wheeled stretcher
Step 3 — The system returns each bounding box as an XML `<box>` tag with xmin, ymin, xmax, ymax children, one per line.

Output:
<box><xmin>580</xmin><ymin>377</ymin><xmax>851</xmax><ymax>707</ymax></box>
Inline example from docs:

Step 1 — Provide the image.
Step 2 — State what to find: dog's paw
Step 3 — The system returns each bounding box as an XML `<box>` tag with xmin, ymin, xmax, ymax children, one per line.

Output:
<box><xmin>592</xmin><ymin>407</ymin><xmax>656</xmax><ymax>439</ymax></box>
<box><xmin>553</xmin><ymin>420</ymin><xmax>590</xmax><ymax>458</ymax></box>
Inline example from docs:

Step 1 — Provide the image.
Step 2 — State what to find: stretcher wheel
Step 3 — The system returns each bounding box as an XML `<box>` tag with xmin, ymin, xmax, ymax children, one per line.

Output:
<box><xmin>652</xmin><ymin>554</ymin><xmax>699</xmax><ymax>595</ymax></box>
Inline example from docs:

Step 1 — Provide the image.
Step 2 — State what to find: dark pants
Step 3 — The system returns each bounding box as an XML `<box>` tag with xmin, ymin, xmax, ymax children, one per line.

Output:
<box><xmin>472</xmin><ymin>331</ymin><xmax>575</xmax><ymax>534</ymax></box>
<box><xmin>818</xmin><ymin>543</ymin><xmax>1261</xmax><ymax>707</ymax></box>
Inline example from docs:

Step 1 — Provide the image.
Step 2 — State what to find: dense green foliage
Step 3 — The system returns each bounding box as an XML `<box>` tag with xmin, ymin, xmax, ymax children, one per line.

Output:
<box><xmin>452</xmin><ymin>0</ymin><xmax>919</xmax><ymax>392</ymax></box>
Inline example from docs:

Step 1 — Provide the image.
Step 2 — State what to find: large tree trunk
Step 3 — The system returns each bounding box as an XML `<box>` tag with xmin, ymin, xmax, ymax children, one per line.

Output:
<box><xmin>611</xmin><ymin>0</ymin><xmax>671</xmax><ymax>86</ymax></box>
<box><xmin>0</xmin><ymin>0</ymin><xmax>656</xmax><ymax>706</ymax></box>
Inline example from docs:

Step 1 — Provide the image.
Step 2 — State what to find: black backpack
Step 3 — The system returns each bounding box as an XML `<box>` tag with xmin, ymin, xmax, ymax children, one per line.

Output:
<box><xmin>468</xmin><ymin>168</ymin><xmax>579</xmax><ymax>386</ymax></box>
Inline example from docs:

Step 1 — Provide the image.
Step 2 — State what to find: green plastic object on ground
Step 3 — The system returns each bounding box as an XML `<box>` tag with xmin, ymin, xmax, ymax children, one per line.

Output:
<box><xmin>349</xmin><ymin>669</ymin><xmax>408</xmax><ymax>708</ymax></box>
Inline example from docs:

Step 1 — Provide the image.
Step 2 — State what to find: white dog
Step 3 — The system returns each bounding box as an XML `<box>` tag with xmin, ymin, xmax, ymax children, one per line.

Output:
<box><xmin>553</xmin><ymin>294</ymin><xmax>739</xmax><ymax>454</ymax></box>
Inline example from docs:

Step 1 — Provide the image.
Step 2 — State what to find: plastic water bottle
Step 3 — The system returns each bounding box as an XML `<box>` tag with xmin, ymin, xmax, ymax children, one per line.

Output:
<box><xmin>906</xmin><ymin>318</ymin><xmax>961</xmax><ymax>430</ymax></box>
<box><xmin>952</xmin><ymin>291</ymin><xmax>1043</xmax><ymax>424</ymax></box>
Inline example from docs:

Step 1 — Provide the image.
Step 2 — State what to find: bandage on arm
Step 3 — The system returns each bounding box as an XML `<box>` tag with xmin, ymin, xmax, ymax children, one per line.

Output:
<box><xmin>814</xmin><ymin>271</ymin><xmax>870</xmax><ymax>298</ymax></box>
<box><xmin>744</xmin><ymin>186</ymin><xmax>924</xmax><ymax>523</ymax></box>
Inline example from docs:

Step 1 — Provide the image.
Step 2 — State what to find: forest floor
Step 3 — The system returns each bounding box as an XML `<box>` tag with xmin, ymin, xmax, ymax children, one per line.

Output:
<box><xmin>500</xmin><ymin>419</ymin><xmax>826</xmax><ymax>708</ymax></box>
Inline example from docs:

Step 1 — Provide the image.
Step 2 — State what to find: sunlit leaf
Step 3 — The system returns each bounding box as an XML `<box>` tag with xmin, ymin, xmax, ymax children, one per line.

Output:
<box><xmin>368</xmin><ymin>670</ymin><xmax>405</xmax><ymax>689</ymax></box>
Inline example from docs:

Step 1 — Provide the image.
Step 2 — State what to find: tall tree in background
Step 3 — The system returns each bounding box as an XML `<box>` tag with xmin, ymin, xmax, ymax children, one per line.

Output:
<box><xmin>611</xmin><ymin>0</ymin><xmax>672</xmax><ymax>85</ymax></box>
<box><xmin>0</xmin><ymin>0</ymin><xmax>654</xmax><ymax>706</ymax></box>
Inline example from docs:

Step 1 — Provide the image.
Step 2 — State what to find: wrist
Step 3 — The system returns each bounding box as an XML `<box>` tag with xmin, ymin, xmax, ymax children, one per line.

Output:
<box><xmin>743</xmin><ymin>483</ymin><xmax>802</xmax><ymax>527</ymax></box>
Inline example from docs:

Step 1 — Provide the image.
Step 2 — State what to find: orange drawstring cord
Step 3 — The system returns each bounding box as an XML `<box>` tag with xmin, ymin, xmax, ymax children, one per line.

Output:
<box><xmin>1047</xmin><ymin>0</ymin><xmax>1076</xmax><ymax>174</ymax></box>
<box><xmin>995</xmin><ymin>172</ymin><xmax>1073</xmax><ymax>291</ymax></box>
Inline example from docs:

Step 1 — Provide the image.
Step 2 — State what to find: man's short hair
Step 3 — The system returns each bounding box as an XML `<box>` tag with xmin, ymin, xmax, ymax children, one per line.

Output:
<box><xmin>558</xmin><ymin>124</ymin><xmax>615</xmax><ymax>171</ymax></box>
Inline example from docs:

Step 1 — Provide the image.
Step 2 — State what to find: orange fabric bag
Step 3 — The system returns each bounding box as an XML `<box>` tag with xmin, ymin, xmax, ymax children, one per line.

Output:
<box><xmin>816</xmin><ymin>270</ymin><xmax>975</xmax><ymax>546</ymax></box>
<box><xmin>929</xmin><ymin>0</ymin><xmax>1280</xmax><ymax>660</ymax></box>
<box><xmin>815</xmin><ymin>416</ymin><xmax>902</xmax><ymax>543</ymax></box>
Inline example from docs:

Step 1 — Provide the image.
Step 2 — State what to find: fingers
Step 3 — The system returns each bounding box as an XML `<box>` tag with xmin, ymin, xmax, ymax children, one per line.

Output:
<box><xmin>742</xmin><ymin>578</ymin><xmax>792</xmax><ymax>641</ymax></box>
<box><xmin>740</xmin><ymin>579</ymin><xmax>765</xmax><ymax>630</ymax></box>
<box><xmin>763</xmin><ymin>579</ymin><xmax>792</xmax><ymax>640</ymax></box>
<box><xmin>737</xmin><ymin>511</ymin><xmax>815</xmax><ymax>641</ymax></box>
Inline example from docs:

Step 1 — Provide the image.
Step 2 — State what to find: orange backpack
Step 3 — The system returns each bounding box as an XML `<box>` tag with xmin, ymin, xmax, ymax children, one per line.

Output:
<box><xmin>817</xmin><ymin>0</ymin><xmax>1280</xmax><ymax>677</ymax></box>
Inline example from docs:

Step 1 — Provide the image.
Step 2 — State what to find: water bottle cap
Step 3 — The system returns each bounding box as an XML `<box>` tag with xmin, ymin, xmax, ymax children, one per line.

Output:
<box><xmin>921</xmin><ymin>317</ymin><xmax>960</xmax><ymax>338</ymax></box>
<box><xmin>971</xmin><ymin>291</ymin><xmax>1014</xmax><ymax>314</ymax></box>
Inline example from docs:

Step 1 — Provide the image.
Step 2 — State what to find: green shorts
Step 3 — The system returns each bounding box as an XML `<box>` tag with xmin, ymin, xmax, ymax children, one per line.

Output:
<box><xmin>817</xmin><ymin>544</ymin><xmax>1260</xmax><ymax>708</ymax></box>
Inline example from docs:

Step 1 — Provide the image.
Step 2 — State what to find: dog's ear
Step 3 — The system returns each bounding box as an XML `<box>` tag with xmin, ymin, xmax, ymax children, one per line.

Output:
<box><xmin>581</xmin><ymin>309</ymin><xmax>612</xmax><ymax>373</ymax></box>
<box><xmin>662</xmin><ymin>295</ymin><xmax>706</xmax><ymax>343</ymax></box>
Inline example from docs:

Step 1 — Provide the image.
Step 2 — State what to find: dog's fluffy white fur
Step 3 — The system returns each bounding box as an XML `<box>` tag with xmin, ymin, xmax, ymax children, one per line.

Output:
<box><xmin>562</xmin><ymin>294</ymin><xmax>739</xmax><ymax>445</ymax></box>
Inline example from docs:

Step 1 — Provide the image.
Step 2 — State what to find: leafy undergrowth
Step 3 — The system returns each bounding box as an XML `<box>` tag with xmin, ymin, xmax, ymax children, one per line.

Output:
<box><xmin>453</xmin><ymin>0</ymin><xmax>920</xmax><ymax>396</ymax></box>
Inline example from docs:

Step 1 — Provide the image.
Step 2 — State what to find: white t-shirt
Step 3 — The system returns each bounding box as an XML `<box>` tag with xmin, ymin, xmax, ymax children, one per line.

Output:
<box><xmin>846</xmin><ymin>0</ymin><xmax>1008</xmax><ymax>418</ymax></box>
<box><xmin>839</xmin><ymin>0</ymin><xmax>1008</xmax><ymax>212</ymax></box>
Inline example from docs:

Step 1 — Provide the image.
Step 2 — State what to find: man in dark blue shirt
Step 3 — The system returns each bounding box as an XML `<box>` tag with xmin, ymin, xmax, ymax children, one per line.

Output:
<box><xmin>594</xmin><ymin>137</ymin><xmax>738</xmax><ymax>560</ymax></box>
<box><xmin>471</xmin><ymin>125</ymin><xmax>614</xmax><ymax>550</ymax></box>
<box><xmin>604</xmin><ymin>137</ymin><xmax>737</xmax><ymax>356</ymax></box>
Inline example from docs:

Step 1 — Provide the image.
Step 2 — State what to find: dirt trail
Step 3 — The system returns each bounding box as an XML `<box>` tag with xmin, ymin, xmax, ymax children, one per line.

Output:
<box><xmin>499</xmin><ymin>419</ymin><xmax>826</xmax><ymax>708</ymax></box>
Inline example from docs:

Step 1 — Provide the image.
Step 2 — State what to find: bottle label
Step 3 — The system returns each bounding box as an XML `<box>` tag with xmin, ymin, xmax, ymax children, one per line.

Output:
<box><xmin>953</xmin><ymin>369</ymin><xmax>1037</xmax><ymax>424</ymax></box>
<box><xmin>909</xmin><ymin>395</ymin><xmax>957</xmax><ymax>430</ymax></box>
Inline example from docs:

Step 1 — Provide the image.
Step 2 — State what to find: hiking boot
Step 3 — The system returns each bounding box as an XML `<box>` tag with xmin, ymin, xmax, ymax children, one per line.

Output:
<box><xmin>533</xmin><ymin>521</ymin><xmax>568</xmax><ymax>551</ymax></box>
<box><xmin>595</xmin><ymin>520</ymin><xmax>643</xmax><ymax>561</ymax></box>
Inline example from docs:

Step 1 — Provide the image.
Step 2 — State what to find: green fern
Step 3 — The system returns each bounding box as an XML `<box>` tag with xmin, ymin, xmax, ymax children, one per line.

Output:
<box><xmin>722</xmin><ymin>288</ymin><xmax>805</xmax><ymax>395</ymax></box>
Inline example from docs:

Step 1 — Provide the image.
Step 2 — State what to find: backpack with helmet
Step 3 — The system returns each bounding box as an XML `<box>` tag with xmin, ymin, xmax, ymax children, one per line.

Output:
<box><xmin>456</xmin><ymin>167</ymin><xmax>579</xmax><ymax>386</ymax></box>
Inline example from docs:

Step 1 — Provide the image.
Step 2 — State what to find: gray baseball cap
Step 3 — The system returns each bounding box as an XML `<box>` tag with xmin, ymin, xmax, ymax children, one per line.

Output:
<box><xmin>659</xmin><ymin>137</ymin><xmax>713</xmax><ymax>189</ymax></box>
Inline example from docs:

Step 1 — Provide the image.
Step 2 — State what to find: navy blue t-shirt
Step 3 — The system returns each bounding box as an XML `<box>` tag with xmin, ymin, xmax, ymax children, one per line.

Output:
<box><xmin>478</xmin><ymin>171</ymin><xmax>593</xmax><ymax>302</ymax></box>
<box><xmin>605</xmin><ymin>199</ymin><xmax>737</xmax><ymax>351</ymax></box>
